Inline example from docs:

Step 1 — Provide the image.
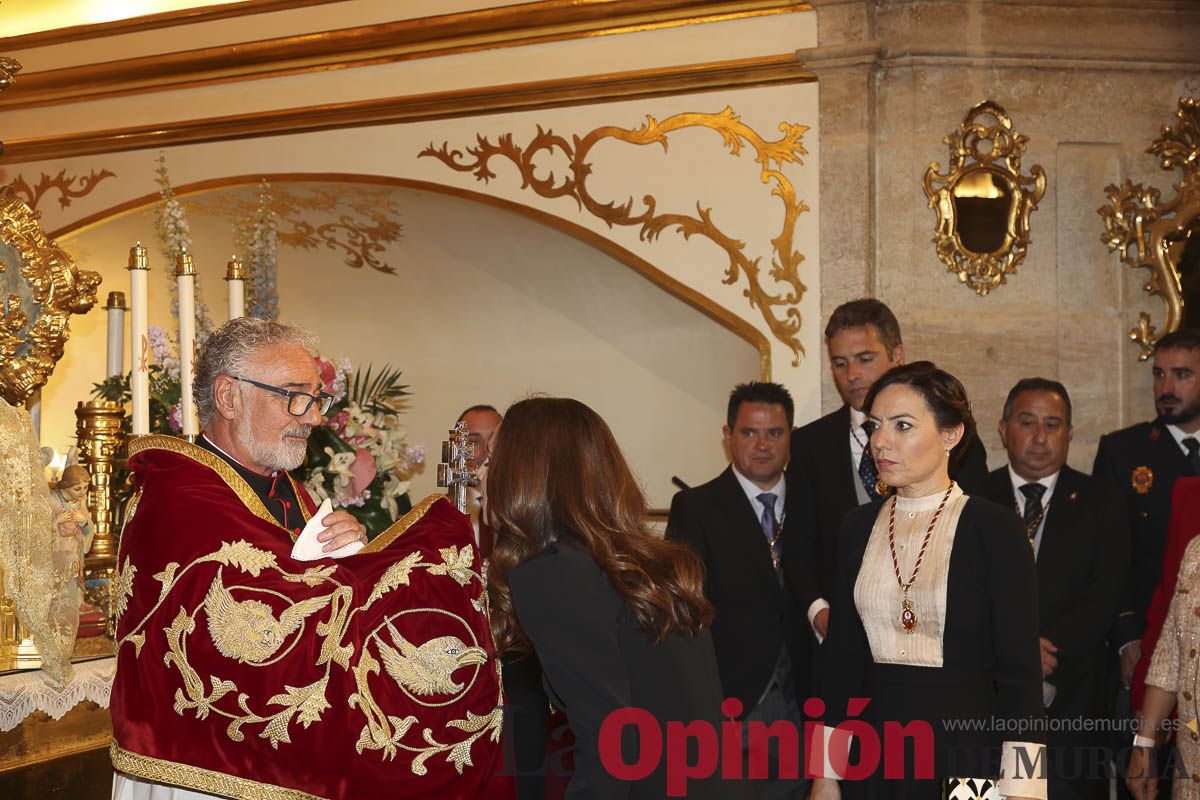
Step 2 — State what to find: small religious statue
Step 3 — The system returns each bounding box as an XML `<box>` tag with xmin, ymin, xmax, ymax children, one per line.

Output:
<box><xmin>49</xmin><ymin>465</ymin><xmax>96</xmax><ymax>617</ymax></box>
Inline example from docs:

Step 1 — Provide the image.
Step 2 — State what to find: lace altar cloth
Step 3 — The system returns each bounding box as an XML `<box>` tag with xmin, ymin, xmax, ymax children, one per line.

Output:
<box><xmin>0</xmin><ymin>656</ymin><xmax>115</xmax><ymax>731</ymax></box>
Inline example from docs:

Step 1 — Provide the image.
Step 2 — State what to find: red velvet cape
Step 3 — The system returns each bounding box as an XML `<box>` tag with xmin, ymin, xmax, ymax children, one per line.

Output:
<box><xmin>1133</xmin><ymin>477</ymin><xmax>1200</xmax><ymax>711</ymax></box>
<box><xmin>110</xmin><ymin>436</ymin><xmax>512</xmax><ymax>799</ymax></box>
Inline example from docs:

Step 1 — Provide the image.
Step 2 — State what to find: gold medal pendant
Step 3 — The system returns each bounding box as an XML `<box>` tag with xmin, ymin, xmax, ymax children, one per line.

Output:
<box><xmin>900</xmin><ymin>596</ymin><xmax>917</xmax><ymax>633</ymax></box>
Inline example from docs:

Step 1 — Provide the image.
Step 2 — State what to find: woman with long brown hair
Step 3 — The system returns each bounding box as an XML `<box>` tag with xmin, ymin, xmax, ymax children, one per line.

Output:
<box><xmin>487</xmin><ymin>397</ymin><xmax>749</xmax><ymax>800</ymax></box>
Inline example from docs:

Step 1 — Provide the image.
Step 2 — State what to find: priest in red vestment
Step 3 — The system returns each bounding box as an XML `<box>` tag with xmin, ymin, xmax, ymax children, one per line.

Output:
<box><xmin>110</xmin><ymin>318</ymin><xmax>511</xmax><ymax>799</ymax></box>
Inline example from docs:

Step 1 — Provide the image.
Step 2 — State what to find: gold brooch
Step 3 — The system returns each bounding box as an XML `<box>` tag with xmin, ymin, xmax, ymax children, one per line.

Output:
<box><xmin>1132</xmin><ymin>466</ymin><xmax>1154</xmax><ymax>495</ymax></box>
<box><xmin>876</xmin><ymin>478</ymin><xmax>892</xmax><ymax>497</ymax></box>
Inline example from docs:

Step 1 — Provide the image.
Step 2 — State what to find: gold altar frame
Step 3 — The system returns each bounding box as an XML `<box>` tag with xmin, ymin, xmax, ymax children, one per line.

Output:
<box><xmin>0</xmin><ymin>185</ymin><xmax>100</xmax><ymax>408</ymax></box>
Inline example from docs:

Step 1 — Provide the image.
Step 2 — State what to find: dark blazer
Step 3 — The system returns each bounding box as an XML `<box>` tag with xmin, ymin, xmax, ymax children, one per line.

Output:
<box><xmin>821</xmin><ymin>496</ymin><xmax>1044</xmax><ymax>785</ymax></box>
<box><xmin>666</xmin><ymin>466</ymin><xmax>811</xmax><ymax>715</ymax></box>
<box><xmin>509</xmin><ymin>541</ymin><xmax>751</xmax><ymax>800</ymax></box>
<box><xmin>784</xmin><ymin>404</ymin><xmax>990</xmax><ymax>614</ymax></box>
<box><xmin>1092</xmin><ymin>419</ymin><xmax>1192</xmax><ymax>647</ymax></box>
<box><xmin>978</xmin><ymin>465</ymin><xmax>1127</xmax><ymax>744</ymax></box>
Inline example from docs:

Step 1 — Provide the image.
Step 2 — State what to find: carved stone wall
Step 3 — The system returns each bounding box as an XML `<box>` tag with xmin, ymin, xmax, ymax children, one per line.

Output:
<box><xmin>805</xmin><ymin>0</ymin><xmax>1200</xmax><ymax>469</ymax></box>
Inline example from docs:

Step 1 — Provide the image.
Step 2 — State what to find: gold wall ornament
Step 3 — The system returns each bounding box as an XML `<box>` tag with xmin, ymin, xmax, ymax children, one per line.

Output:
<box><xmin>0</xmin><ymin>186</ymin><xmax>101</xmax><ymax>407</ymax></box>
<box><xmin>922</xmin><ymin>101</ymin><xmax>1046</xmax><ymax>296</ymax></box>
<box><xmin>9</xmin><ymin>168</ymin><xmax>117</xmax><ymax>214</ymax></box>
<box><xmin>421</xmin><ymin>107</ymin><xmax>811</xmax><ymax>363</ymax></box>
<box><xmin>1098</xmin><ymin>97</ymin><xmax>1200</xmax><ymax>360</ymax></box>
<box><xmin>185</xmin><ymin>183</ymin><xmax>404</xmax><ymax>274</ymax></box>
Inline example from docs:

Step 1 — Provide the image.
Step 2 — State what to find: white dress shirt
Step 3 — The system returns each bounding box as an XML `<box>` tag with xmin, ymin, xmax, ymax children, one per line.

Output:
<box><xmin>1165</xmin><ymin>423</ymin><xmax>1200</xmax><ymax>457</ymax></box>
<box><xmin>1007</xmin><ymin>465</ymin><xmax>1059</xmax><ymax>558</ymax></box>
<box><xmin>730</xmin><ymin>466</ymin><xmax>785</xmax><ymax>526</ymax></box>
<box><xmin>806</xmin><ymin>408</ymin><xmax>873</xmax><ymax>641</ymax></box>
<box><xmin>849</xmin><ymin>407</ymin><xmax>871</xmax><ymax>505</ymax></box>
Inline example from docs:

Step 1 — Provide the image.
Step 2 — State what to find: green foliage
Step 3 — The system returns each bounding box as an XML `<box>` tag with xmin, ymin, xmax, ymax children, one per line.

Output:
<box><xmin>348</xmin><ymin>365</ymin><xmax>411</xmax><ymax>416</ymax></box>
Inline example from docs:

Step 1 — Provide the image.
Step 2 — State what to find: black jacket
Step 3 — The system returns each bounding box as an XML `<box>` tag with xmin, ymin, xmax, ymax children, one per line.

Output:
<box><xmin>784</xmin><ymin>404</ymin><xmax>989</xmax><ymax>615</ymax></box>
<box><xmin>666</xmin><ymin>466</ymin><xmax>812</xmax><ymax>714</ymax></box>
<box><xmin>977</xmin><ymin>464</ymin><xmax>1127</xmax><ymax>743</ymax></box>
<box><xmin>820</xmin><ymin>495</ymin><xmax>1044</xmax><ymax>785</ymax></box>
<box><xmin>509</xmin><ymin>541</ymin><xmax>752</xmax><ymax>800</ymax></box>
<box><xmin>1092</xmin><ymin>419</ymin><xmax>1192</xmax><ymax>646</ymax></box>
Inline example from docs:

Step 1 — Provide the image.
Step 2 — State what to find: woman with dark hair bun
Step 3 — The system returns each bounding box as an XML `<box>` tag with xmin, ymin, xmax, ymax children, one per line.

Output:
<box><xmin>486</xmin><ymin>397</ymin><xmax>752</xmax><ymax>800</ymax></box>
<box><xmin>811</xmin><ymin>362</ymin><xmax>1046</xmax><ymax>800</ymax></box>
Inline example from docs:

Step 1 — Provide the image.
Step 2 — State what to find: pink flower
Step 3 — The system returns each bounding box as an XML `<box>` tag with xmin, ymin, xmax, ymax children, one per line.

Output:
<box><xmin>168</xmin><ymin>404</ymin><xmax>183</xmax><ymax>432</ymax></box>
<box><xmin>327</xmin><ymin>410</ymin><xmax>350</xmax><ymax>434</ymax></box>
<box><xmin>314</xmin><ymin>357</ymin><xmax>337</xmax><ymax>391</ymax></box>
<box><xmin>347</xmin><ymin>448</ymin><xmax>377</xmax><ymax>498</ymax></box>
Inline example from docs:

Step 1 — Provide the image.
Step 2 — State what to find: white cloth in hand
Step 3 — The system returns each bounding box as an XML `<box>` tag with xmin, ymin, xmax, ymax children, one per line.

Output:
<box><xmin>290</xmin><ymin>499</ymin><xmax>364</xmax><ymax>561</ymax></box>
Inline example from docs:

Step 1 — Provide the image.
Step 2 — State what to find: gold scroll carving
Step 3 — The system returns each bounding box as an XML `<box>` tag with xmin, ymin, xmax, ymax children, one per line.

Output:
<box><xmin>8</xmin><ymin>168</ymin><xmax>117</xmax><ymax>214</ymax></box>
<box><xmin>420</xmin><ymin>107</ymin><xmax>811</xmax><ymax>363</ymax></box>
<box><xmin>1098</xmin><ymin>97</ymin><xmax>1200</xmax><ymax>359</ymax></box>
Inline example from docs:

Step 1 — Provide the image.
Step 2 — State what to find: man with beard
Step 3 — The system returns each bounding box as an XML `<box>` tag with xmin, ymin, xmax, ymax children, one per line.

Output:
<box><xmin>1094</xmin><ymin>330</ymin><xmax>1200</xmax><ymax>693</ymax></box>
<box><xmin>111</xmin><ymin>318</ymin><xmax>510</xmax><ymax>799</ymax></box>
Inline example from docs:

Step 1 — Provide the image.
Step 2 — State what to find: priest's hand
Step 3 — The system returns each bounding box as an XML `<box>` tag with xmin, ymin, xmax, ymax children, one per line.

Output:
<box><xmin>317</xmin><ymin>509</ymin><xmax>368</xmax><ymax>553</ymax></box>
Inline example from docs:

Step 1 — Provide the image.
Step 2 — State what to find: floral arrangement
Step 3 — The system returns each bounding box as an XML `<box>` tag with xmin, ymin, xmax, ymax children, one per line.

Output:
<box><xmin>92</xmin><ymin>325</ymin><xmax>184</xmax><ymax>434</ymax></box>
<box><xmin>236</xmin><ymin>179</ymin><xmax>280</xmax><ymax>320</ymax></box>
<box><xmin>303</xmin><ymin>357</ymin><xmax>424</xmax><ymax>537</ymax></box>
<box><xmin>154</xmin><ymin>153</ymin><xmax>214</xmax><ymax>340</ymax></box>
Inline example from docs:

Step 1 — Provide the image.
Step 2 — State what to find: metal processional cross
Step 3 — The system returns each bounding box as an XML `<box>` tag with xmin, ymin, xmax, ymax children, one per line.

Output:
<box><xmin>437</xmin><ymin>421</ymin><xmax>478</xmax><ymax>514</ymax></box>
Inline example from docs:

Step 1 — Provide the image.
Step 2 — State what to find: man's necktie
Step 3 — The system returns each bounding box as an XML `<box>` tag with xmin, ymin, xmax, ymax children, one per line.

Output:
<box><xmin>757</xmin><ymin>492</ymin><xmax>781</xmax><ymax>569</ymax></box>
<box><xmin>858</xmin><ymin>445</ymin><xmax>881</xmax><ymax>501</ymax></box>
<box><xmin>1019</xmin><ymin>482</ymin><xmax>1048</xmax><ymax>542</ymax></box>
<box><xmin>1185</xmin><ymin>437</ymin><xmax>1200</xmax><ymax>476</ymax></box>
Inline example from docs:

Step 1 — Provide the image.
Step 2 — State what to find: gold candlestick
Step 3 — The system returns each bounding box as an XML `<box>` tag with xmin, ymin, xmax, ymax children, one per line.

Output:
<box><xmin>75</xmin><ymin>400</ymin><xmax>126</xmax><ymax>564</ymax></box>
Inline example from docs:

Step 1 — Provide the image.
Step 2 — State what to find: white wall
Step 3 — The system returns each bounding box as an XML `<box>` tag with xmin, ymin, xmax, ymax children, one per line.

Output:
<box><xmin>45</xmin><ymin>180</ymin><xmax>762</xmax><ymax>507</ymax></box>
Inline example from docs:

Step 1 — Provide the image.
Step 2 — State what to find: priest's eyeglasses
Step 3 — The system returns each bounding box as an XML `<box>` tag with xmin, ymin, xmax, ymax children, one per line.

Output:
<box><xmin>235</xmin><ymin>376</ymin><xmax>335</xmax><ymax>416</ymax></box>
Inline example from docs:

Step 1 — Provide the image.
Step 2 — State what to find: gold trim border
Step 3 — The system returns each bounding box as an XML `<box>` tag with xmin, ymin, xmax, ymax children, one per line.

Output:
<box><xmin>111</xmin><ymin>741</ymin><xmax>325</xmax><ymax>800</ymax></box>
<box><xmin>359</xmin><ymin>493</ymin><xmax>446</xmax><ymax>554</ymax></box>
<box><xmin>0</xmin><ymin>0</ymin><xmax>339</xmax><ymax>49</ymax></box>
<box><xmin>2</xmin><ymin>54</ymin><xmax>816</xmax><ymax>164</ymax></box>
<box><xmin>3</xmin><ymin>1</ymin><xmax>810</xmax><ymax>111</ymax></box>
<box><xmin>127</xmin><ymin>434</ymin><xmax>283</xmax><ymax>532</ymax></box>
<box><xmin>49</xmin><ymin>173</ymin><xmax>772</xmax><ymax>377</ymax></box>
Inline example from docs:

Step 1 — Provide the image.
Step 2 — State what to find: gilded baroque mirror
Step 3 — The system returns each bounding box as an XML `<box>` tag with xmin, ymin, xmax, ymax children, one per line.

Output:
<box><xmin>1099</xmin><ymin>97</ymin><xmax>1200</xmax><ymax>360</ymax></box>
<box><xmin>0</xmin><ymin>185</ymin><xmax>101</xmax><ymax>405</ymax></box>
<box><xmin>923</xmin><ymin>101</ymin><xmax>1046</xmax><ymax>296</ymax></box>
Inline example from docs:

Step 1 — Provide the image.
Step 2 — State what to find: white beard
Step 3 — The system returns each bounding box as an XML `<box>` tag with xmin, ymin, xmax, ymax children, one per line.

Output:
<box><xmin>233</xmin><ymin>413</ymin><xmax>311</xmax><ymax>472</ymax></box>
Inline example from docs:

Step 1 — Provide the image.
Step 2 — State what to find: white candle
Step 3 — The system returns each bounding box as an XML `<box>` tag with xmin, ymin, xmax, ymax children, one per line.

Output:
<box><xmin>104</xmin><ymin>291</ymin><xmax>126</xmax><ymax>378</ymax></box>
<box><xmin>128</xmin><ymin>243</ymin><xmax>150</xmax><ymax>435</ymax></box>
<box><xmin>226</xmin><ymin>256</ymin><xmax>245</xmax><ymax>319</ymax></box>
<box><xmin>176</xmin><ymin>249</ymin><xmax>198</xmax><ymax>437</ymax></box>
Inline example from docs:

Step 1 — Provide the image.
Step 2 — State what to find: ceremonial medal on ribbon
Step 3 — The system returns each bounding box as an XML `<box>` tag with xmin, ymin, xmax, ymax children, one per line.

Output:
<box><xmin>1131</xmin><ymin>466</ymin><xmax>1153</xmax><ymax>495</ymax></box>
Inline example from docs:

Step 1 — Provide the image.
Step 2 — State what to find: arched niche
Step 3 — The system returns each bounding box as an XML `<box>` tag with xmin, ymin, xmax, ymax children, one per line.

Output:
<box><xmin>42</xmin><ymin>175</ymin><xmax>767</xmax><ymax>507</ymax></box>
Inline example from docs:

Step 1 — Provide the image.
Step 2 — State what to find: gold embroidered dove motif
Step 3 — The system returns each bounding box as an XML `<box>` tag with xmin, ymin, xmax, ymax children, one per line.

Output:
<box><xmin>204</xmin><ymin>568</ymin><xmax>332</xmax><ymax>664</ymax></box>
<box><xmin>376</xmin><ymin>620</ymin><xmax>487</xmax><ymax>696</ymax></box>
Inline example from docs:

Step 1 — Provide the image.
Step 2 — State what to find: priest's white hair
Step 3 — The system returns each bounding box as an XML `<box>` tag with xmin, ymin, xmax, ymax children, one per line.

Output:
<box><xmin>194</xmin><ymin>318</ymin><xmax>318</xmax><ymax>427</ymax></box>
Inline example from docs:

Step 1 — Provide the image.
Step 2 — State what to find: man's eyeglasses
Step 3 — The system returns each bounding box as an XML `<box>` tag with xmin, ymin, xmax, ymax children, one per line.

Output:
<box><xmin>235</xmin><ymin>376</ymin><xmax>334</xmax><ymax>417</ymax></box>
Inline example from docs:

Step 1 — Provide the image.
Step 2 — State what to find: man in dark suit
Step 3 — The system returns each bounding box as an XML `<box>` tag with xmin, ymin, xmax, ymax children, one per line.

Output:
<box><xmin>785</xmin><ymin>298</ymin><xmax>988</xmax><ymax>641</ymax></box>
<box><xmin>979</xmin><ymin>378</ymin><xmax>1127</xmax><ymax>799</ymax></box>
<box><xmin>667</xmin><ymin>382</ymin><xmax>809</xmax><ymax>799</ymax></box>
<box><xmin>1093</xmin><ymin>329</ymin><xmax>1200</xmax><ymax>691</ymax></box>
